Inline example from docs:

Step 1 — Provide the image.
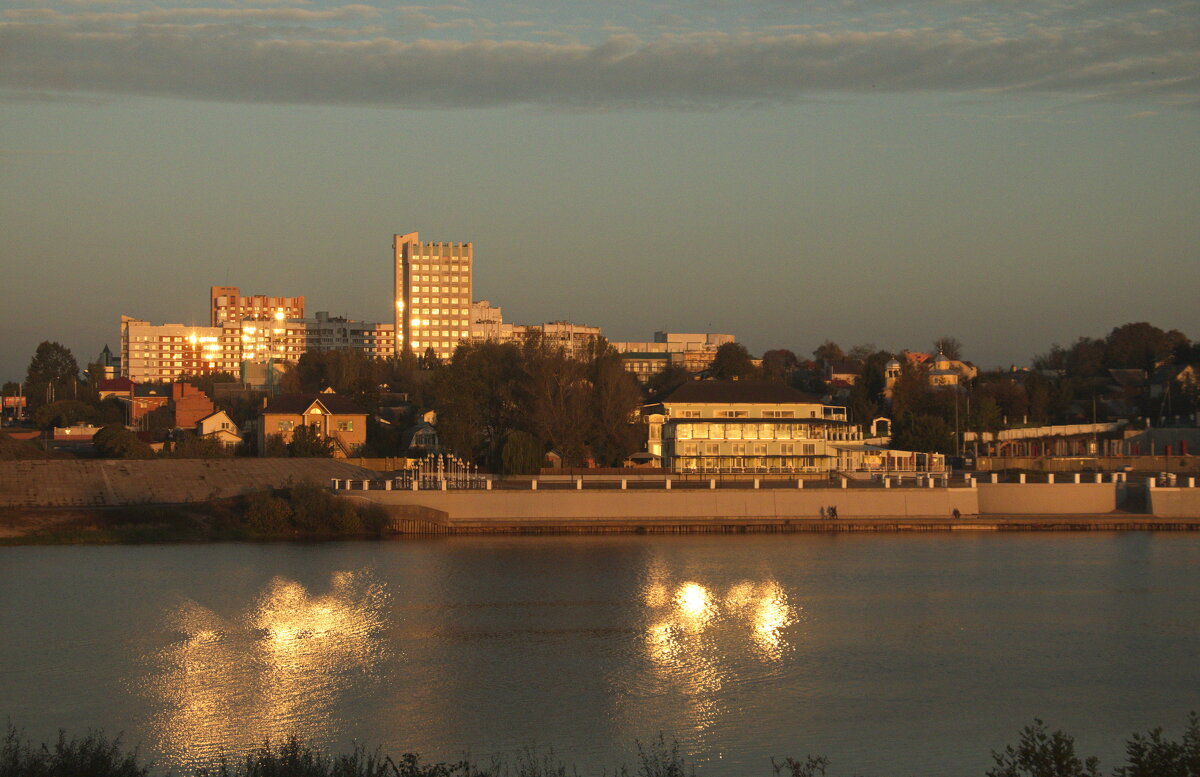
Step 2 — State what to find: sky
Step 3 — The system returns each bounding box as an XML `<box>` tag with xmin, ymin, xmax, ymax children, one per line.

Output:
<box><xmin>2</xmin><ymin>0</ymin><xmax>1198</xmax><ymax>381</ymax></box>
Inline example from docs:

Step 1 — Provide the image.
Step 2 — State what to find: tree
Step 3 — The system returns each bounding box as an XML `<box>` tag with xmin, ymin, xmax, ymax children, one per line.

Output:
<box><xmin>588</xmin><ymin>344</ymin><xmax>644</xmax><ymax>467</ymax></box>
<box><xmin>286</xmin><ymin>423</ymin><xmax>335</xmax><ymax>457</ymax></box>
<box><xmin>933</xmin><ymin>336</ymin><xmax>963</xmax><ymax>360</ymax></box>
<box><xmin>500</xmin><ymin>430</ymin><xmax>543</xmax><ymax>475</ymax></box>
<box><xmin>812</xmin><ymin>341</ymin><xmax>844</xmax><ymax>365</ymax></box>
<box><xmin>890</xmin><ymin>414</ymin><xmax>955</xmax><ymax>454</ymax></box>
<box><xmin>25</xmin><ymin>341</ymin><xmax>79</xmax><ymax>407</ymax></box>
<box><xmin>761</xmin><ymin>349</ymin><xmax>800</xmax><ymax>382</ymax></box>
<box><xmin>709</xmin><ymin>342</ymin><xmax>756</xmax><ymax>380</ymax></box>
<box><xmin>92</xmin><ymin>425</ymin><xmax>153</xmax><ymax>459</ymax></box>
<box><xmin>988</xmin><ymin>719</ymin><xmax>1100</xmax><ymax>777</ymax></box>
<box><xmin>646</xmin><ymin>364</ymin><xmax>691</xmax><ymax>398</ymax></box>
<box><xmin>32</xmin><ymin>400</ymin><xmax>95</xmax><ymax>430</ymax></box>
<box><xmin>1105</xmin><ymin>322</ymin><xmax>1178</xmax><ymax>372</ymax></box>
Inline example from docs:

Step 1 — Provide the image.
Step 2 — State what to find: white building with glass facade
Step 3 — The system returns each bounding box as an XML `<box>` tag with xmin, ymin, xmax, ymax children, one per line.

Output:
<box><xmin>644</xmin><ymin>380</ymin><xmax>858</xmax><ymax>474</ymax></box>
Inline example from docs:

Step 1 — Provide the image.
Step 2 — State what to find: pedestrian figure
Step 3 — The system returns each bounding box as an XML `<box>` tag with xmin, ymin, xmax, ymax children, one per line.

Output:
<box><xmin>830</xmin><ymin>506</ymin><xmax>838</xmax><ymax>519</ymax></box>
<box><xmin>952</xmin><ymin>508</ymin><xmax>961</xmax><ymax>520</ymax></box>
<box><xmin>819</xmin><ymin>506</ymin><xmax>827</xmax><ymax>519</ymax></box>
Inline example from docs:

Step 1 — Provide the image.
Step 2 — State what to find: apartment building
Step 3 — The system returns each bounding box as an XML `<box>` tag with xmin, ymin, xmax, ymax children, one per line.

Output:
<box><xmin>210</xmin><ymin>286</ymin><xmax>304</xmax><ymax>326</ymax></box>
<box><xmin>394</xmin><ymin>232</ymin><xmax>472</xmax><ymax>361</ymax></box>
<box><xmin>469</xmin><ymin>301</ymin><xmax>601</xmax><ymax>355</ymax></box>
<box><xmin>121</xmin><ymin>316</ymin><xmax>242</xmax><ymax>382</ymax></box>
<box><xmin>611</xmin><ymin>331</ymin><xmax>735</xmax><ymax>380</ymax></box>
<box><xmin>304</xmin><ymin>312</ymin><xmax>395</xmax><ymax>358</ymax></box>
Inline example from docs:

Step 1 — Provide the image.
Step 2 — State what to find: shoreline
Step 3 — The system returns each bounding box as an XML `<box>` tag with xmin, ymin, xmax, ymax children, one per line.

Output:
<box><xmin>4</xmin><ymin>503</ymin><xmax>1200</xmax><ymax>544</ymax></box>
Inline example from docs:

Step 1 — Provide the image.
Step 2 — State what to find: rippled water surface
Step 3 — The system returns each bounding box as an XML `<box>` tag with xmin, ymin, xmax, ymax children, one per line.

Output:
<box><xmin>2</xmin><ymin>534</ymin><xmax>1199</xmax><ymax>776</ymax></box>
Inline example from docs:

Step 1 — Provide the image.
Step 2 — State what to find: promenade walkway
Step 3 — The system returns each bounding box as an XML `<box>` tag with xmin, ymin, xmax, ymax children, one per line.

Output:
<box><xmin>0</xmin><ymin>459</ymin><xmax>378</xmax><ymax>508</ymax></box>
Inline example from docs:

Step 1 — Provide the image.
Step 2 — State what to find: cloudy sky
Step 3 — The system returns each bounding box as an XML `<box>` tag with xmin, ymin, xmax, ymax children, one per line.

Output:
<box><xmin>2</xmin><ymin>0</ymin><xmax>1198</xmax><ymax>378</ymax></box>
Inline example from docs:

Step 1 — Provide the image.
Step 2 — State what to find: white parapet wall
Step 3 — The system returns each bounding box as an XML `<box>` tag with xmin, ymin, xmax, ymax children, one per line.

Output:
<box><xmin>1148</xmin><ymin>487</ymin><xmax>1200</xmax><ymax>518</ymax></box>
<box><xmin>975</xmin><ymin>483</ymin><xmax>1118</xmax><ymax>515</ymax></box>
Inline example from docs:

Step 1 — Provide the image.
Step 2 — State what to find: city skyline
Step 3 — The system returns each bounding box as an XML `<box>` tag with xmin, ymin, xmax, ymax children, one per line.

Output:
<box><xmin>2</xmin><ymin>0</ymin><xmax>1197</xmax><ymax>380</ymax></box>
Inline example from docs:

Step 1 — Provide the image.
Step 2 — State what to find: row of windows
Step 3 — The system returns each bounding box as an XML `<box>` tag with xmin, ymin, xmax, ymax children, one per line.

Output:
<box><xmin>675</xmin><ymin>457</ymin><xmax>823</xmax><ymax>471</ymax></box>
<box><xmin>673</xmin><ymin>423</ymin><xmax>823</xmax><ymax>441</ymax></box>
<box><xmin>677</xmin><ymin>442</ymin><xmax>818</xmax><ymax>456</ymax></box>
<box><xmin>276</xmin><ymin>420</ymin><xmax>355</xmax><ymax>432</ymax></box>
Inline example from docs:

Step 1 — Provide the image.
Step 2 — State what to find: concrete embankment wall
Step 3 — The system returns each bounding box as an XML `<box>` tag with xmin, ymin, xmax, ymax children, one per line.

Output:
<box><xmin>0</xmin><ymin>459</ymin><xmax>380</xmax><ymax>508</ymax></box>
<box><xmin>976</xmin><ymin>483</ymin><xmax>1118</xmax><ymax>515</ymax></box>
<box><xmin>362</xmin><ymin>487</ymin><xmax>981</xmax><ymax>524</ymax></box>
<box><xmin>1148</xmin><ymin>487</ymin><xmax>1200</xmax><ymax>518</ymax></box>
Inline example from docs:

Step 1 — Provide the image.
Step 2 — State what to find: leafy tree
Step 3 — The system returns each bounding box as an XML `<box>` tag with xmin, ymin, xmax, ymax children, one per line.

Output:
<box><xmin>761</xmin><ymin>349</ymin><xmax>800</xmax><ymax>382</ymax></box>
<box><xmin>890</xmin><ymin>413</ymin><xmax>954</xmax><ymax>454</ymax></box>
<box><xmin>261</xmin><ymin>433</ymin><xmax>289</xmax><ymax>457</ymax></box>
<box><xmin>709</xmin><ymin>342</ymin><xmax>756</xmax><ymax>380</ymax></box>
<box><xmin>429</xmin><ymin>340</ymin><xmax>526</xmax><ymax>468</ymax></box>
<box><xmin>933</xmin><ymin>336</ymin><xmax>963</xmax><ymax>360</ymax></box>
<box><xmin>25</xmin><ymin>341</ymin><xmax>80</xmax><ymax>408</ymax></box>
<box><xmin>847</xmin><ymin>343</ymin><xmax>877</xmax><ymax>362</ymax></box>
<box><xmin>164</xmin><ymin>434</ymin><xmax>231</xmax><ymax>458</ymax></box>
<box><xmin>92</xmin><ymin>425</ymin><xmax>153</xmax><ymax>459</ymax></box>
<box><xmin>988</xmin><ymin>719</ymin><xmax>1100</xmax><ymax>777</ymax></box>
<box><xmin>790</xmin><ymin>361</ymin><xmax>827</xmax><ymax>395</ymax></box>
<box><xmin>525</xmin><ymin>337</ymin><xmax>592</xmax><ymax>466</ymax></box>
<box><xmin>812</xmin><ymin>341</ymin><xmax>844</xmax><ymax>365</ymax></box>
<box><xmin>32</xmin><ymin>400</ymin><xmax>96</xmax><ymax>429</ymax></box>
<box><xmin>500</xmin><ymin>430</ymin><xmax>543</xmax><ymax>475</ymax></box>
<box><xmin>1114</xmin><ymin>711</ymin><xmax>1200</xmax><ymax>777</ymax></box>
<box><xmin>588</xmin><ymin>343</ymin><xmax>644</xmax><ymax>467</ymax></box>
<box><xmin>286</xmin><ymin>423</ymin><xmax>335</xmax><ymax>458</ymax></box>
<box><xmin>646</xmin><ymin>364</ymin><xmax>691</xmax><ymax>398</ymax></box>
<box><xmin>26</xmin><ymin>341</ymin><xmax>79</xmax><ymax>386</ymax></box>
<box><xmin>1105</xmin><ymin>322</ymin><xmax>1180</xmax><ymax>372</ymax></box>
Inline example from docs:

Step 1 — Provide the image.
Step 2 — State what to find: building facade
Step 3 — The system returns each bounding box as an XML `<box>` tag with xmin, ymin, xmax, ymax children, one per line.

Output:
<box><xmin>611</xmin><ymin>332</ymin><xmax>735</xmax><ymax>381</ymax></box>
<box><xmin>257</xmin><ymin>391</ymin><xmax>367</xmax><ymax>457</ymax></box>
<box><xmin>121</xmin><ymin>317</ymin><xmax>242</xmax><ymax>382</ymax></box>
<box><xmin>394</xmin><ymin>232</ymin><xmax>473</xmax><ymax>361</ymax></box>
<box><xmin>210</xmin><ymin>286</ymin><xmax>304</xmax><ymax>326</ymax></box>
<box><xmin>644</xmin><ymin>380</ymin><xmax>855</xmax><ymax>474</ymax></box>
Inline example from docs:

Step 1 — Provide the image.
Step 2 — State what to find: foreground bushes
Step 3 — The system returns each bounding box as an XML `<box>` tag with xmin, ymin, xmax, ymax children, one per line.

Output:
<box><xmin>3</xmin><ymin>716</ymin><xmax>1199</xmax><ymax>777</ymax></box>
<box><xmin>216</xmin><ymin>481</ymin><xmax>390</xmax><ymax>539</ymax></box>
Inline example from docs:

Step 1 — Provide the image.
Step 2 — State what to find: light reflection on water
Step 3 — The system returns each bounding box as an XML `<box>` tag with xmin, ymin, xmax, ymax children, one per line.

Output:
<box><xmin>147</xmin><ymin>571</ymin><xmax>388</xmax><ymax>763</ymax></box>
<box><xmin>639</xmin><ymin>570</ymin><xmax>800</xmax><ymax>741</ymax></box>
<box><xmin>6</xmin><ymin>535</ymin><xmax>1198</xmax><ymax>776</ymax></box>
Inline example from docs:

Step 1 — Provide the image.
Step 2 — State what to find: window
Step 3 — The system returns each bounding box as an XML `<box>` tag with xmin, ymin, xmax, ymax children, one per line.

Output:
<box><xmin>780</xmin><ymin>443</ymin><xmax>795</xmax><ymax>455</ymax></box>
<box><xmin>704</xmin><ymin>443</ymin><xmax>720</xmax><ymax>456</ymax></box>
<box><xmin>753</xmin><ymin>443</ymin><xmax>768</xmax><ymax>456</ymax></box>
<box><xmin>278</xmin><ymin>420</ymin><xmax>294</xmax><ymax>432</ymax></box>
<box><xmin>763</xmin><ymin>410</ymin><xmax>795</xmax><ymax>418</ymax></box>
<box><xmin>336</xmin><ymin>420</ymin><xmax>354</xmax><ymax>432</ymax></box>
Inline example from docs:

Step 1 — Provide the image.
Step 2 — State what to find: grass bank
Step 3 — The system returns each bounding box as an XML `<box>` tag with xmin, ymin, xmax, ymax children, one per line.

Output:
<box><xmin>3</xmin><ymin>716</ymin><xmax>1199</xmax><ymax>776</ymax></box>
<box><xmin>0</xmin><ymin>481</ymin><xmax>389</xmax><ymax>545</ymax></box>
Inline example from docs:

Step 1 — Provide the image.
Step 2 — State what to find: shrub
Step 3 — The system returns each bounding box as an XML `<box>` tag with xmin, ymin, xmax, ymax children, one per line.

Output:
<box><xmin>243</xmin><ymin>491</ymin><xmax>293</xmax><ymax>534</ymax></box>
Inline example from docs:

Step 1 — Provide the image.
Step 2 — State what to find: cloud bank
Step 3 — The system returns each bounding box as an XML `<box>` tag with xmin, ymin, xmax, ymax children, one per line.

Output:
<box><xmin>1</xmin><ymin>13</ymin><xmax>1197</xmax><ymax>107</ymax></box>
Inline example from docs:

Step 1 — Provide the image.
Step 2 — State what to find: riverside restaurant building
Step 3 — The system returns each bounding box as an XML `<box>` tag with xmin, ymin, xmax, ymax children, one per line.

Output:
<box><xmin>644</xmin><ymin>380</ymin><xmax>943</xmax><ymax>475</ymax></box>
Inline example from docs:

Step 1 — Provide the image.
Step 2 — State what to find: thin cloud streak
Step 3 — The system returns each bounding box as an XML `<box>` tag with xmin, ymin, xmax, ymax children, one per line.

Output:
<box><xmin>1</xmin><ymin>20</ymin><xmax>1196</xmax><ymax>107</ymax></box>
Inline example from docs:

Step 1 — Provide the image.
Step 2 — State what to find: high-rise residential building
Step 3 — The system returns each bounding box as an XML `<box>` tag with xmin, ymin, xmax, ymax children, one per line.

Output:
<box><xmin>210</xmin><ymin>286</ymin><xmax>305</xmax><ymax>326</ymax></box>
<box><xmin>393</xmin><ymin>232</ymin><xmax>473</xmax><ymax>361</ymax></box>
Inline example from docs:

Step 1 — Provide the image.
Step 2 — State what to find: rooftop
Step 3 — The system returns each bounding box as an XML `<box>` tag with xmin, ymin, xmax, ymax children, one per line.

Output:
<box><xmin>662</xmin><ymin>380</ymin><xmax>823</xmax><ymax>405</ymax></box>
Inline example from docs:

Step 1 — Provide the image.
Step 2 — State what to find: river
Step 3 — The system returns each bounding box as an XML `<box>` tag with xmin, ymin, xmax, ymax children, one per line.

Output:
<box><xmin>1</xmin><ymin>533</ymin><xmax>1198</xmax><ymax>776</ymax></box>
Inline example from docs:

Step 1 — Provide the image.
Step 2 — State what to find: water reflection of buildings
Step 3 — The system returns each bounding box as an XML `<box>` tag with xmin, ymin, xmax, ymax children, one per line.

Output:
<box><xmin>641</xmin><ymin>571</ymin><xmax>800</xmax><ymax>737</ymax></box>
<box><xmin>147</xmin><ymin>571</ymin><xmax>388</xmax><ymax>763</ymax></box>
